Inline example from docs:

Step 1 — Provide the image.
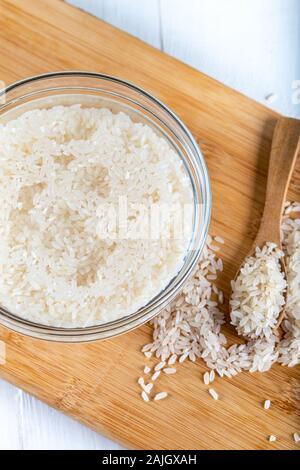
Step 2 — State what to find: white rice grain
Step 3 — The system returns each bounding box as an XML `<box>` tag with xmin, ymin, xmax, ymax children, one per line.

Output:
<box><xmin>168</xmin><ymin>354</ymin><xmax>177</xmax><ymax>365</ymax></box>
<box><xmin>264</xmin><ymin>399</ymin><xmax>271</xmax><ymax>410</ymax></box>
<box><xmin>293</xmin><ymin>432</ymin><xmax>300</xmax><ymax>443</ymax></box>
<box><xmin>163</xmin><ymin>368</ymin><xmax>176</xmax><ymax>375</ymax></box>
<box><xmin>203</xmin><ymin>372</ymin><xmax>210</xmax><ymax>385</ymax></box>
<box><xmin>151</xmin><ymin>371</ymin><xmax>161</xmax><ymax>381</ymax></box>
<box><xmin>141</xmin><ymin>391</ymin><xmax>149</xmax><ymax>402</ymax></box>
<box><xmin>142</xmin><ymin>344</ymin><xmax>153</xmax><ymax>353</ymax></box>
<box><xmin>143</xmin><ymin>383</ymin><xmax>153</xmax><ymax>394</ymax></box>
<box><xmin>138</xmin><ymin>377</ymin><xmax>144</xmax><ymax>386</ymax></box>
<box><xmin>208</xmin><ymin>388</ymin><xmax>219</xmax><ymax>400</ymax></box>
<box><xmin>154</xmin><ymin>392</ymin><xmax>168</xmax><ymax>401</ymax></box>
<box><xmin>154</xmin><ymin>361</ymin><xmax>166</xmax><ymax>372</ymax></box>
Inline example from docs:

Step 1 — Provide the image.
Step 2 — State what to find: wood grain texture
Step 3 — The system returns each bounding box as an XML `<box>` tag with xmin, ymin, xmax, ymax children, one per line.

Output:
<box><xmin>0</xmin><ymin>0</ymin><xmax>299</xmax><ymax>450</ymax></box>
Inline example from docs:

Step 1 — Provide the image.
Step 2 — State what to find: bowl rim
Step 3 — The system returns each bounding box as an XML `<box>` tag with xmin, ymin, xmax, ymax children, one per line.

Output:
<box><xmin>0</xmin><ymin>71</ymin><xmax>211</xmax><ymax>342</ymax></box>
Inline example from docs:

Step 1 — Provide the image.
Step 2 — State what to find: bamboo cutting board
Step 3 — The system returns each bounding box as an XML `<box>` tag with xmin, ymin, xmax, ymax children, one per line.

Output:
<box><xmin>0</xmin><ymin>0</ymin><xmax>299</xmax><ymax>450</ymax></box>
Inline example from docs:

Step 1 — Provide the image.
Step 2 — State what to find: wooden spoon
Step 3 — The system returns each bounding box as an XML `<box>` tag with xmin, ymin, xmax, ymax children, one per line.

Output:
<box><xmin>233</xmin><ymin>117</ymin><xmax>300</xmax><ymax>330</ymax></box>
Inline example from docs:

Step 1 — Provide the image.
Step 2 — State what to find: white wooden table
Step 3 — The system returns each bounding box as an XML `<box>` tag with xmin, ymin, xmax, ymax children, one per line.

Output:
<box><xmin>0</xmin><ymin>0</ymin><xmax>299</xmax><ymax>450</ymax></box>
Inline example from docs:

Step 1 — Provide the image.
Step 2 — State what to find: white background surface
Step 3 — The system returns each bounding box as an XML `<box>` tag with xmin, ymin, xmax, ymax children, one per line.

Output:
<box><xmin>0</xmin><ymin>0</ymin><xmax>299</xmax><ymax>450</ymax></box>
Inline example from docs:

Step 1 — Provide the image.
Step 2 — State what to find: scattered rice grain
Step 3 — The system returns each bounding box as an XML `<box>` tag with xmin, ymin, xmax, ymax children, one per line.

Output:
<box><xmin>209</xmin><ymin>370</ymin><xmax>215</xmax><ymax>383</ymax></box>
<box><xmin>203</xmin><ymin>372</ymin><xmax>210</xmax><ymax>385</ymax></box>
<box><xmin>151</xmin><ymin>371</ymin><xmax>161</xmax><ymax>381</ymax></box>
<box><xmin>163</xmin><ymin>368</ymin><xmax>176</xmax><ymax>375</ymax></box>
<box><xmin>154</xmin><ymin>392</ymin><xmax>168</xmax><ymax>401</ymax></box>
<box><xmin>168</xmin><ymin>354</ymin><xmax>177</xmax><ymax>365</ymax></box>
<box><xmin>154</xmin><ymin>361</ymin><xmax>166</xmax><ymax>371</ymax></box>
<box><xmin>141</xmin><ymin>391</ymin><xmax>149</xmax><ymax>402</ymax></box>
<box><xmin>293</xmin><ymin>433</ymin><xmax>300</xmax><ymax>443</ymax></box>
<box><xmin>264</xmin><ymin>399</ymin><xmax>271</xmax><ymax>410</ymax></box>
<box><xmin>208</xmin><ymin>388</ymin><xmax>219</xmax><ymax>400</ymax></box>
<box><xmin>143</xmin><ymin>383</ymin><xmax>153</xmax><ymax>394</ymax></box>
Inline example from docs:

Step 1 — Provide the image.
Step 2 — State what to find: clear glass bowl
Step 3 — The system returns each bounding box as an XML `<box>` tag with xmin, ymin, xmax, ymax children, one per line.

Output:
<box><xmin>0</xmin><ymin>71</ymin><xmax>211</xmax><ymax>342</ymax></box>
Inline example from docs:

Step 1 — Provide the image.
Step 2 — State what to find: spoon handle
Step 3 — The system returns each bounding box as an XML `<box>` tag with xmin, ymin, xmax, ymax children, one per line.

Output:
<box><xmin>254</xmin><ymin>117</ymin><xmax>300</xmax><ymax>248</ymax></box>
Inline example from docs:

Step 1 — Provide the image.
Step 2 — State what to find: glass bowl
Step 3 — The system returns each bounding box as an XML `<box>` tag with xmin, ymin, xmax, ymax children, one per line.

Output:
<box><xmin>0</xmin><ymin>71</ymin><xmax>211</xmax><ymax>342</ymax></box>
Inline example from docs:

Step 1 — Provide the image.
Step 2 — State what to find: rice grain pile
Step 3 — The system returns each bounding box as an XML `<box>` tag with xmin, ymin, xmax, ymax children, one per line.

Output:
<box><xmin>279</xmin><ymin>202</ymin><xmax>300</xmax><ymax>367</ymax></box>
<box><xmin>140</xmin><ymin>202</ymin><xmax>300</xmax><ymax>402</ymax></box>
<box><xmin>0</xmin><ymin>104</ymin><xmax>193</xmax><ymax>327</ymax></box>
<box><xmin>230</xmin><ymin>243</ymin><xmax>286</xmax><ymax>341</ymax></box>
<box><xmin>142</xmin><ymin>235</ymin><xmax>279</xmax><ymax>378</ymax></box>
